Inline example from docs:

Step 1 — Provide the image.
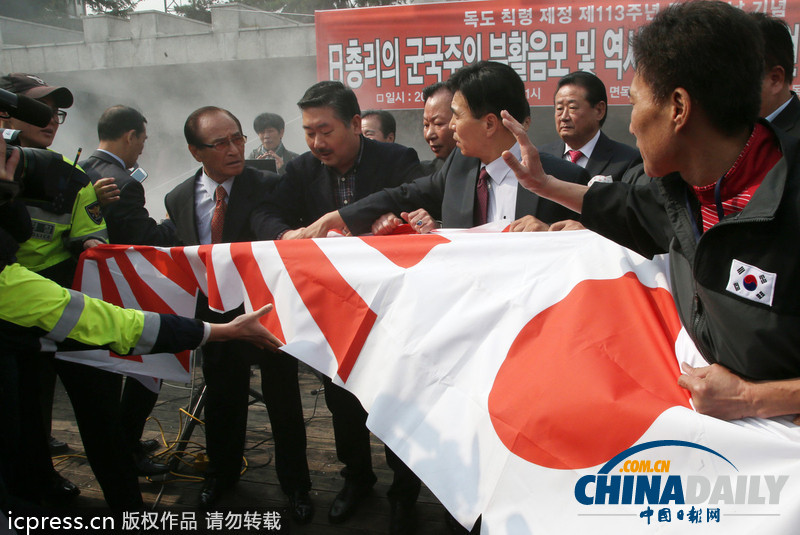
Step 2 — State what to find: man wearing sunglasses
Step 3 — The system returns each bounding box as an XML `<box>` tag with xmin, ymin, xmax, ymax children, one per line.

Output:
<box><xmin>165</xmin><ymin>106</ymin><xmax>313</xmax><ymax>522</ymax></box>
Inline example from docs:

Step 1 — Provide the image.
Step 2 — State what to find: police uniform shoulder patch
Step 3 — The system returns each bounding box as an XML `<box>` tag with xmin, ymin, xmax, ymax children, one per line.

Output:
<box><xmin>85</xmin><ymin>201</ymin><xmax>104</xmax><ymax>225</ymax></box>
<box><xmin>725</xmin><ymin>259</ymin><xmax>776</xmax><ymax>306</ymax></box>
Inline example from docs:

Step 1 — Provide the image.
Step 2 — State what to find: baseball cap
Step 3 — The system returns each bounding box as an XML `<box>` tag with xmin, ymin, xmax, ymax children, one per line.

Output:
<box><xmin>0</xmin><ymin>73</ymin><xmax>74</xmax><ymax>108</ymax></box>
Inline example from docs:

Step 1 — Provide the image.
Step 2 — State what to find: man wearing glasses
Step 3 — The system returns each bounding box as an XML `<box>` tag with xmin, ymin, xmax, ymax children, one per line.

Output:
<box><xmin>165</xmin><ymin>107</ymin><xmax>313</xmax><ymax>522</ymax></box>
<box><xmin>0</xmin><ymin>73</ymin><xmax>108</xmax><ymax>506</ymax></box>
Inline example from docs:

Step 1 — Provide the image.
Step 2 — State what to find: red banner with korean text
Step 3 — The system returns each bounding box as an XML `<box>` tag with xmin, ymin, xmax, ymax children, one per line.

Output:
<box><xmin>316</xmin><ymin>0</ymin><xmax>799</xmax><ymax>110</ymax></box>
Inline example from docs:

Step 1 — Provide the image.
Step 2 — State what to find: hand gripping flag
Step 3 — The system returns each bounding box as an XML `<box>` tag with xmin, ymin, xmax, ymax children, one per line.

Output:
<box><xmin>69</xmin><ymin>231</ymin><xmax>800</xmax><ymax>534</ymax></box>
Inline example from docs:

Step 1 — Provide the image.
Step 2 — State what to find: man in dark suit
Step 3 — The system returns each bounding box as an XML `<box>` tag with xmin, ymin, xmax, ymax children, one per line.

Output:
<box><xmin>260</xmin><ymin>81</ymin><xmax>424</xmax><ymax>534</ymax></box>
<box><xmin>419</xmin><ymin>82</ymin><xmax>458</xmax><ymax>175</ymax></box>
<box><xmin>299</xmin><ymin>61</ymin><xmax>590</xmax><ymax>239</ymax></box>
<box><xmin>82</xmin><ymin>106</ymin><xmax>177</xmax><ymax>246</ymax></box>
<box><xmin>80</xmin><ymin>105</ymin><xmax>176</xmax><ymax>478</ymax></box>
<box><xmin>539</xmin><ymin>71</ymin><xmax>641</xmax><ymax>183</ymax></box>
<box><xmin>164</xmin><ymin>106</ymin><xmax>313</xmax><ymax>523</ymax></box>
<box><xmin>751</xmin><ymin>12</ymin><xmax>800</xmax><ymax>138</ymax></box>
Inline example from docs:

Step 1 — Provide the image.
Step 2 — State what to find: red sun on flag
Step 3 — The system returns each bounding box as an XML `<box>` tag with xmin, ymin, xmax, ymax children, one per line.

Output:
<box><xmin>488</xmin><ymin>272</ymin><xmax>691</xmax><ymax>470</ymax></box>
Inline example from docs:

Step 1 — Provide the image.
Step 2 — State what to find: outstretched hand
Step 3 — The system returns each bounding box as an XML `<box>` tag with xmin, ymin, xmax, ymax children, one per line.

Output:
<box><xmin>507</xmin><ymin>214</ymin><xmax>549</xmax><ymax>232</ymax></box>
<box><xmin>371</xmin><ymin>212</ymin><xmax>404</xmax><ymax>235</ymax></box>
<box><xmin>401</xmin><ymin>209</ymin><xmax>438</xmax><ymax>234</ymax></box>
<box><xmin>290</xmin><ymin>211</ymin><xmax>350</xmax><ymax>239</ymax></box>
<box><xmin>500</xmin><ymin>110</ymin><xmax>550</xmax><ymax>194</ymax></box>
<box><xmin>209</xmin><ymin>304</ymin><xmax>283</xmax><ymax>351</ymax></box>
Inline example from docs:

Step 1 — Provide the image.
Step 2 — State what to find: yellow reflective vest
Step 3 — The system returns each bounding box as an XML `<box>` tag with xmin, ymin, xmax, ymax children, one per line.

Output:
<box><xmin>16</xmin><ymin>153</ymin><xmax>108</xmax><ymax>273</ymax></box>
<box><xmin>0</xmin><ymin>262</ymin><xmax>151</xmax><ymax>355</ymax></box>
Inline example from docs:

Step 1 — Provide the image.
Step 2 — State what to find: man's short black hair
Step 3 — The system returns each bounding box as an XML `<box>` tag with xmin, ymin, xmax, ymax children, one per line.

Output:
<box><xmin>447</xmin><ymin>61</ymin><xmax>530</xmax><ymax>123</ymax></box>
<box><xmin>750</xmin><ymin>12</ymin><xmax>795</xmax><ymax>85</ymax></box>
<box><xmin>184</xmin><ymin>106</ymin><xmax>243</xmax><ymax>147</ymax></box>
<box><xmin>361</xmin><ymin>110</ymin><xmax>396</xmax><ymax>137</ymax></box>
<box><xmin>97</xmin><ymin>105</ymin><xmax>147</xmax><ymax>141</ymax></box>
<box><xmin>297</xmin><ymin>81</ymin><xmax>360</xmax><ymax>124</ymax></box>
<box><xmin>422</xmin><ymin>82</ymin><xmax>452</xmax><ymax>102</ymax></box>
<box><xmin>253</xmin><ymin>112</ymin><xmax>285</xmax><ymax>134</ymax></box>
<box><xmin>556</xmin><ymin>71</ymin><xmax>608</xmax><ymax>127</ymax></box>
<box><xmin>631</xmin><ymin>0</ymin><xmax>763</xmax><ymax>136</ymax></box>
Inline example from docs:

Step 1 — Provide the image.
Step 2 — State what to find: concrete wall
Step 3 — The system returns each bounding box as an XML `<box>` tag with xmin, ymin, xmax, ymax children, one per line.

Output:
<box><xmin>0</xmin><ymin>16</ymin><xmax>84</xmax><ymax>46</ymax></box>
<box><xmin>0</xmin><ymin>4</ymin><xmax>318</xmax><ymax>219</ymax></box>
<box><xmin>1</xmin><ymin>4</ymin><xmax>637</xmax><ymax>220</ymax></box>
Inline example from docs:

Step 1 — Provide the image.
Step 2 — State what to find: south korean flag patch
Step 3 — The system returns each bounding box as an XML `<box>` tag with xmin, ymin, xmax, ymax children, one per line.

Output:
<box><xmin>726</xmin><ymin>259</ymin><xmax>776</xmax><ymax>306</ymax></box>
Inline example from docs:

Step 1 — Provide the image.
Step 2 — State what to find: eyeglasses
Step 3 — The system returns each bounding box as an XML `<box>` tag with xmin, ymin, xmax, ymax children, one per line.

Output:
<box><xmin>0</xmin><ymin>109</ymin><xmax>66</xmax><ymax>124</ymax></box>
<box><xmin>52</xmin><ymin>109</ymin><xmax>67</xmax><ymax>125</ymax></box>
<box><xmin>197</xmin><ymin>133</ymin><xmax>247</xmax><ymax>151</ymax></box>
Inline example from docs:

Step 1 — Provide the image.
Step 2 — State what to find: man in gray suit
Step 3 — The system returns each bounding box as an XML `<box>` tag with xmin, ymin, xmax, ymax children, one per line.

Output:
<box><xmin>297</xmin><ymin>61</ymin><xmax>590</xmax><ymax>238</ymax></box>
<box><xmin>539</xmin><ymin>71</ymin><xmax>641</xmax><ymax>183</ymax></box>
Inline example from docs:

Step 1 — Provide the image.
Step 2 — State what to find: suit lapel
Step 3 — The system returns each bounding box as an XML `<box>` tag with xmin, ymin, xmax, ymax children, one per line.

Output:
<box><xmin>585</xmin><ymin>132</ymin><xmax>612</xmax><ymax>177</ymax></box>
<box><xmin>773</xmin><ymin>96</ymin><xmax>800</xmax><ymax>133</ymax></box>
<box><xmin>451</xmin><ymin>152</ymin><xmax>481</xmax><ymax>228</ymax></box>
<box><xmin>172</xmin><ymin>172</ymin><xmax>200</xmax><ymax>245</ymax></box>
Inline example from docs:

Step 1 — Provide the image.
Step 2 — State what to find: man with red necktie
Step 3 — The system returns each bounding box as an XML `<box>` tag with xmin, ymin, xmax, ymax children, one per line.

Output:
<box><xmin>164</xmin><ymin>106</ymin><xmax>313</xmax><ymax>523</ymax></box>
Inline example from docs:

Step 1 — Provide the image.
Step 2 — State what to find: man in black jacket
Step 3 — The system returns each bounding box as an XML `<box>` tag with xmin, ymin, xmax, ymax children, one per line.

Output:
<box><xmin>503</xmin><ymin>0</ymin><xmax>800</xmax><ymax>425</ymax></box>
<box><xmin>298</xmin><ymin>62</ymin><xmax>589</xmax><ymax>238</ymax></box>
<box><xmin>165</xmin><ymin>106</ymin><xmax>312</xmax><ymax>522</ymax></box>
<box><xmin>261</xmin><ymin>81</ymin><xmax>425</xmax><ymax>534</ymax></box>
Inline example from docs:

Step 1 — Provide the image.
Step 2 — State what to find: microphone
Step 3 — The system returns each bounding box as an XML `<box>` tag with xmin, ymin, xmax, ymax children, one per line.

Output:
<box><xmin>0</xmin><ymin>88</ymin><xmax>54</xmax><ymax>128</ymax></box>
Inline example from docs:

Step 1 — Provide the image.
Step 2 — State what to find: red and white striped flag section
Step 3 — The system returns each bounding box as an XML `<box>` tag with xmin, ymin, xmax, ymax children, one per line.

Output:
<box><xmin>68</xmin><ymin>231</ymin><xmax>800</xmax><ymax>534</ymax></box>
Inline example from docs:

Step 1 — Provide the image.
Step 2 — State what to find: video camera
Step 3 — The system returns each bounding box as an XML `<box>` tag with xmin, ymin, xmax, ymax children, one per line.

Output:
<box><xmin>0</xmin><ymin>88</ymin><xmax>89</xmax><ymax>211</ymax></box>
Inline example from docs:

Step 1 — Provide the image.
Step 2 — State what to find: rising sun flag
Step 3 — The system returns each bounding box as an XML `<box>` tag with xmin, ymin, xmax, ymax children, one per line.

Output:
<box><xmin>67</xmin><ymin>230</ymin><xmax>800</xmax><ymax>534</ymax></box>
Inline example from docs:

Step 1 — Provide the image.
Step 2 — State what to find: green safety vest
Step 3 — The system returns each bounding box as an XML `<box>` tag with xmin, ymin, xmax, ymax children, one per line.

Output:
<box><xmin>0</xmin><ymin>262</ymin><xmax>160</xmax><ymax>356</ymax></box>
<box><xmin>16</xmin><ymin>153</ymin><xmax>108</xmax><ymax>273</ymax></box>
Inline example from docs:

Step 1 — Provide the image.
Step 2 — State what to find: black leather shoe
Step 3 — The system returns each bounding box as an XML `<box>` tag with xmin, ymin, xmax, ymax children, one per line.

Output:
<box><xmin>139</xmin><ymin>439</ymin><xmax>161</xmax><ymax>453</ymax></box>
<box><xmin>45</xmin><ymin>472</ymin><xmax>80</xmax><ymax>504</ymax></box>
<box><xmin>48</xmin><ymin>435</ymin><xmax>69</xmax><ymax>456</ymax></box>
<box><xmin>288</xmin><ymin>490</ymin><xmax>314</xmax><ymax>524</ymax></box>
<box><xmin>136</xmin><ymin>456</ymin><xmax>170</xmax><ymax>477</ymax></box>
<box><xmin>328</xmin><ymin>480</ymin><xmax>372</xmax><ymax>524</ymax></box>
<box><xmin>198</xmin><ymin>477</ymin><xmax>233</xmax><ymax>510</ymax></box>
<box><xmin>389</xmin><ymin>500</ymin><xmax>417</xmax><ymax>535</ymax></box>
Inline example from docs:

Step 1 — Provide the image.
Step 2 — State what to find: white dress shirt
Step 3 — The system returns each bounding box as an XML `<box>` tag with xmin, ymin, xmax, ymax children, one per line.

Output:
<box><xmin>483</xmin><ymin>142</ymin><xmax>521</xmax><ymax>223</ymax></box>
<box><xmin>195</xmin><ymin>171</ymin><xmax>233</xmax><ymax>245</ymax></box>
<box><xmin>765</xmin><ymin>95</ymin><xmax>794</xmax><ymax>123</ymax></box>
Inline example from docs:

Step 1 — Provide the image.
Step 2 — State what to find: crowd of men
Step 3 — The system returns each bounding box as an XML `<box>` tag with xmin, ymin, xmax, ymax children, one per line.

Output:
<box><xmin>1</xmin><ymin>1</ymin><xmax>800</xmax><ymax>534</ymax></box>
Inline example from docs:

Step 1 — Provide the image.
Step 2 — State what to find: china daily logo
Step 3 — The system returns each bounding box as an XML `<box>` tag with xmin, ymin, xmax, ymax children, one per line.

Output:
<box><xmin>573</xmin><ymin>440</ymin><xmax>788</xmax><ymax>526</ymax></box>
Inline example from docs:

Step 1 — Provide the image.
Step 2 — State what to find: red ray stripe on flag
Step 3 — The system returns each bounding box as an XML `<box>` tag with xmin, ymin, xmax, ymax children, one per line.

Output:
<box><xmin>229</xmin><ymin>242</ymin><xmax>286</xmax><ymax>343</ymax></box>
<box><xmin>195</xmin><ymin>245</ymin><xmax>224</xmax><ymax>311</ymax></box>
<box><xmin>94</xmin><ymin>254</ymin><xmax>123</xmax><ymax>306</ymax></box>
<box><xmin>137</xmin><ymin>247</ymin><xmax>200</xmax><ymax>297</ymax></box>
<box><xmin>169</xmin><ymin>246</ymin><xmax>202</xmax><ymax>293</ymax></box>
<box><xmin>275</xmin><ymin>239</ymin><xmax>377</xmax><ymax>382</ymax></box>
<box><xmin>94</xmin><ymin>252</ymin><xmax>142</xmax><ymax>363</ymax></box>
<box><xmin>113</xmin><ymin>250</ymin><xmax>193</xmax><ymax>371</ymax></box>
<box><xmin>359</xmin><ymin>234</ymin><xmax>449</xmax><ymax>269</ymax></box>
